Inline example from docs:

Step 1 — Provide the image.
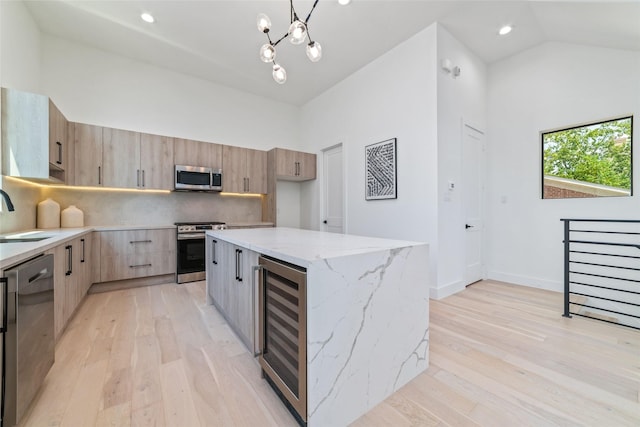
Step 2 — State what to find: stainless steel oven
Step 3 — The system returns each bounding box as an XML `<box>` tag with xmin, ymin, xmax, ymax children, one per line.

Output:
<box><xmin>176</xmin><ymin>222</ymin><xmax>225</xmax><ymax>283</ymax></box>
<box><xmin>258</xmin><ymin>255</ymin><xmax>307</xmax><ymax>423</ymax></box>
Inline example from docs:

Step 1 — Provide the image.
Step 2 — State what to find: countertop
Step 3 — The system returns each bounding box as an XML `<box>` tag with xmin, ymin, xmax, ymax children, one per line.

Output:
<box><xmin>207</xmin><ymin>227</ymin><xmax>426</xmax><ymax>267</ymax></box>
<box><xmin>0</xmin><ymin>222</ymin><xmax>273</xmax><ymax>270</ymax></box>
<box><xmin>0</xmin><ymin>227</ymin><xmax>94</xmax><ymax>270</ymax></box>
<box><xmin>0</xmin><ymin>224</ymin><xmax>176</xmax><ymax>269</ymax></box>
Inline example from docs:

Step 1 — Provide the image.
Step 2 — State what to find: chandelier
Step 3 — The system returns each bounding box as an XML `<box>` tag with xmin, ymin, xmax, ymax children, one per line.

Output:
<box><xmin>257</xmin><ymin>0</ymin><xmax>322</xmax><ymax>84</ymax></box>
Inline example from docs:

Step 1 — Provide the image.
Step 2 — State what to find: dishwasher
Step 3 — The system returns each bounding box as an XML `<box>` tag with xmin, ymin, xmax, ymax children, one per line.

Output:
<box><xmin>3</xmin><ymin>254</ymin><xmax>55</xmax><ymax>427</ymax></box>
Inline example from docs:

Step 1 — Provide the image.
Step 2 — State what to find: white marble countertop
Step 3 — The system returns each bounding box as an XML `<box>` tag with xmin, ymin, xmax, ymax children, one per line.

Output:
<box><xmin>207</xmin><ymin>227</ymin><xmax>426</xmax><ymax>267</ymax></box>
<box><xmin>0</xmin><ymin>227</ymin><xmax>94</xmax><ymax>270</ymax></box>
<box><xmin>0</xmin><ymin>224</ymin><xmax>176</xmax><ymax>269</ymax></box>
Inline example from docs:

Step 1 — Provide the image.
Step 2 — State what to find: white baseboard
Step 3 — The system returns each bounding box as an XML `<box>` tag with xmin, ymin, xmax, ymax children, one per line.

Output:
<box><xmin>486</xmin><ymin>270</ymin><xmax>562</xmax><ymax>293</ymax></box>
<box><xmin>430</xmin><ymin>279</ymin><xmax>466</xmax><ymax>300</ymax></box>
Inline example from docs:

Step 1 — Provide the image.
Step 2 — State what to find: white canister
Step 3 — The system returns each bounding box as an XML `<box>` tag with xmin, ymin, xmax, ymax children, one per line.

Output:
<box><xmin>37</xmin><ymin>198</ymin><xmax>61</xmax><ymax>229</ymax></box>
<box><xmin>61</xmin><ymin>205</ymin><xmax>84</xmax><ymax>228</ymax></box>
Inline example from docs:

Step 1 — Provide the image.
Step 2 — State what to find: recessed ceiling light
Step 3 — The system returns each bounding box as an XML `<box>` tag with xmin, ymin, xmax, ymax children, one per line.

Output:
<box><xmin>498</xmin><ymin>25</ymin><xmax>512</xmax><ymax>36</ymax></box>
<box><xmin>338</xmin><ymin>0</ymin><xmax>351</xmax><ymax>5</ymax></box>
<box><xmin>141</xmin><ymin>12</ymin><xmax>155</xmax><ymax>23</ymax></box>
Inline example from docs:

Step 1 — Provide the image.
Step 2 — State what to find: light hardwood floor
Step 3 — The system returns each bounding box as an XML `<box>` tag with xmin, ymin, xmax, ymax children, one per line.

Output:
<box><xmin>18</xmin><ymin>280</ymin><xmax>640</xmax><ymax>426</ymax></box>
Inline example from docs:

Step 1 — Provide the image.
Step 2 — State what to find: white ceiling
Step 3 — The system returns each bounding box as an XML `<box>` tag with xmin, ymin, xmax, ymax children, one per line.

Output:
<box><xmin>23</xmin><ymin>0</ymin><xmax>640</xmax><ymax>106</ymax></box>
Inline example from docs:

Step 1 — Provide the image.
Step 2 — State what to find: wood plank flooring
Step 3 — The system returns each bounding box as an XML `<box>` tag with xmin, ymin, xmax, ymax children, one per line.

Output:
<box><xmin>18</xmin><ymin>280</ymin><xmax>640</xmax><ymax>427</ymax></box>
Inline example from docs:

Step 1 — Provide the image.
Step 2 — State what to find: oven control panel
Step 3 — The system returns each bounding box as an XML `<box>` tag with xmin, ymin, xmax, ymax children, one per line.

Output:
<box><xmin>177</xmin><ymin>223</ymin><xmax>226</xmax><ymax>233</ymax></box>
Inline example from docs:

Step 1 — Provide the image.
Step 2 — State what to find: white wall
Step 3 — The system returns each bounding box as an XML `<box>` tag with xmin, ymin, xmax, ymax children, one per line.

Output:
<box><xmin>40</xmin><ymin>35</ymin><xmax>299</xmax><ymax>151</ymax></box>
<box><xmin>300</xmin><ymin>24</ymin><xmax>487</xmax><ymax>296</ymax></box>
<box><xmin>0</xmin><ymin>0</ymin><xmax>41</xmax><ymax>92</ymax></box>
<box><xmin>486</xmin><ymin>42</ymin><xmax>640</xmax><ymax>291</ymax></box>
<box><xmin>0</xmin><ymin>0</ymin><xmax>41</xmax><ymax>223</ymax></box>
<box><xmin>301</xmin><ymin>24</ymin><xmax>440</xmax><ymax>288</ymax></box>
<box><xmin>435</xmin><ymin>25</ymin><xmax>487</xmax><ymax>297</ymax></box>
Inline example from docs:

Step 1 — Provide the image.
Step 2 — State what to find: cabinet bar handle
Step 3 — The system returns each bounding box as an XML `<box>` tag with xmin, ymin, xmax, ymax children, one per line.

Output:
<box><xmin>238</xmin><ymin>249</ymin><xmax>243</xmax><ymax>282</ymax></box>
<box><xmin>212</xmin><ymin>239</ymin><xmax>217</xmax><ymax>265</ymax></box>
<box><xmin>252</xmin><ymin>265</ymin><xmax>262</xmax><ymax>357</ymax></box>
<box><xmin>81</xmin><ymin>238</ymin><xmax>86</xmax><ymax>263</ymax></box>
<box><xmin>56</xmin><ymin>141</ymin><xmax>62</xmax><ymax>164</ymax></box>
<box><xmin>142</xmin><ymin>170</ymin><xmax>145</xmax><ymax>187</ymax></box>
<box><xmin>0</xmin><ymin>277</ymin><xmax>7</xmax><ymax>333</ymax></box>
<box><xmin>137</xmin><ymin>169</ymin><xmax>140</xmax><ymax>187</ymax></box>
<box><xmin>130</xmin><ymin>240</ymin><xmax>152</xmax><ymax>244</ymax></box>
<box><xmin>129</xmin><ymin>264</ymin><xmax>152</xmax><ymax>268</ymax></box>
<box><xmin>65</xmin><ymin>244</ymin><xmax>73</xmax><ymax>276</ymax></box>
<box><xmin>98</xmin><ymin>166</ymin><xmax>101</xmax><ymax>185</ymax></box>
<box><xmin>235</xmin><ymin>249</ymin><xmax>239</xmax><ymax>280</ymax></box>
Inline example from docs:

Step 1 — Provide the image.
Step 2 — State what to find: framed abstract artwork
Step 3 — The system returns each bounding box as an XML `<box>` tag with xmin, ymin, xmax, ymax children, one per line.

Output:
<box><xmin>365</xmin><ymin>138</ymin><xmax>397</xmax><ymax>200</ymax></box>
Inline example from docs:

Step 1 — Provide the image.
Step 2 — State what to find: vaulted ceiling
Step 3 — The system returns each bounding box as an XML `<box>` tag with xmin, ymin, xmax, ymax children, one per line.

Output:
<box><xmin>23</xmin><ymin>1</ymin><xmax>640</xmax><ymax>106</ymax></box>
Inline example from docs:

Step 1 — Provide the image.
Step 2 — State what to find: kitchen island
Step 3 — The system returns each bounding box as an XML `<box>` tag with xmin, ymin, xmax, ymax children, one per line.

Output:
<box><xmin>206</xmin><ymin>227</ymin><xmax>429</xmax><ymax>426</ymax></box>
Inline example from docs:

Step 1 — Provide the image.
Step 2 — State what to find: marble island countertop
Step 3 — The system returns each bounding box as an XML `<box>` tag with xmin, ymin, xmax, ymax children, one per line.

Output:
<box><xmin>207</xmin><ymin>226</ymin><xmax>425</xmax><ymax>267</ymax></box>
<box><xmin>206</xmin><ymin>226</ymin><xmax>430</xmax><ymax>426</ymax></box>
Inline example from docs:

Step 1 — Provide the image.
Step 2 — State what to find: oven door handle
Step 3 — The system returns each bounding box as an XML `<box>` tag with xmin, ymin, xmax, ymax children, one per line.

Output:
<box><xmin>177</xmin><ymin>233</ymin><xmax>206</xmax><ymax>240</ymax></box>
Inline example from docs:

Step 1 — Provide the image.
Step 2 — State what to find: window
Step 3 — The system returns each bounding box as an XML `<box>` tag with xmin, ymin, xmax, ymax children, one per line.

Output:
<box><xmin>542</xmin><ymin>116</ymin><xmax>633</xmax><ymax>199</ymax></box>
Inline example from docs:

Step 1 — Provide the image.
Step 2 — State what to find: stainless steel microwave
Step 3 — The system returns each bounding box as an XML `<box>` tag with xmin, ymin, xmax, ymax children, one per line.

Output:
<box><xmin>174</xmin><ymin>165</ymin><xmax>222</xmax><ymax>191</ymax></box>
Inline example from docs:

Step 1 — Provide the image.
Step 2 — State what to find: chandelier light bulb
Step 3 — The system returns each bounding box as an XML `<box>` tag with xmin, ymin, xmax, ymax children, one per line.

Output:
<box><xmin>288</xmin><ymin>20</ymin><xmax>307</xmax><ymax>45</ymax></box>
<box><xmin>498</xmin><ymin>25</ymin><xmax>512</xmax><ymax>36</ymax></box>
<box><xmin>259</xmin><ymin>44</ymin><xmax>276</xmax><ymax>62</ymax></box>
<box><xmin>306</xmin><ymin>41</ymin><xmax>322</xmax><ymax>62</ymax></box>
<box><xmin>272</xmin><ymin>63</ymin><xmax>287</xmax><ymax>84</ymax></box>
<box><xmin>257</xmin><ymin>13</ymin><xmax>271</xmax><ymax>33</ymax></box>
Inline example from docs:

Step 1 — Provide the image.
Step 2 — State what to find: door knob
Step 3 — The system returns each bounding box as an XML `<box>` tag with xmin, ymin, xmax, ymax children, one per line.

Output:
<box><xmin>465</xmin><ymin>224</ymin><xmax>473</xmax><ymax>229</ymax></box>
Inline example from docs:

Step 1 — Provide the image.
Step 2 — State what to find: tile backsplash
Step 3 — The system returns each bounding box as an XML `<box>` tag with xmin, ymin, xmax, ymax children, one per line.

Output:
<box><xmin>1</xmin><ymin>177</ymin><xmax>262</xmax><ymax>233</ymax></box>
<box><xmin>0</xmin><ymin>177</ymin><xmax>42</xmax><ymax>233</ymax></box>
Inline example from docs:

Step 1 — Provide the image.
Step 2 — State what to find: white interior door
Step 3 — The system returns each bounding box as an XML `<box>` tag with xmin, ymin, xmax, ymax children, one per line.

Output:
<box><xmin>323</xmin><ymin>144</ymin><xmax>344</xmax><ymax>233</ymax></box>
<box><xmin>463</xmin><ymin>124</ymin><xmax>485</xmax><ymax>285</ymax></box>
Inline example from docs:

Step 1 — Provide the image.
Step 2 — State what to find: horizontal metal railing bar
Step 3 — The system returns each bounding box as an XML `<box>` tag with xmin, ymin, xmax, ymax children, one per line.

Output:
<box><xmin>570</xmin><ymin>291</ymin><xmax>640</xmax><ymax>308</ymax></box>
<box><xmin>568</xmin><ymin>312</ymin><xmax>640</xmax><ymax>330</ymax></box>
<box><xmin>570</xmin><ymin>230</ymin><xmax>640</xmax><ymax>236</ymax></box>
<box><xmin>569</xmin><ymin>270</ymin><xmax>640</xmax><ymax>284</ymax></box>
<box><xmin>569</xmin><ymin>281</ymin><xmax>640</xmax><ymax>295</ymax></box>
<box><xmin>563</xmin><ymin>218</ymin><xmax>639</xmax><ymax>329</ymax></box>
<box><xmin>561</xmin><ymin>219</ymin><xmax>640</xmax><ymax>223</ymax></box>
<box><xmin>569</xmin><ymin>250</ymin><xmax>640</xmax><ymax>260</ymax></box>
<box><xmin>569</xmin><ymin>260</ymin><xmax>640</xmax><ymax>272</ymax></box>
<box><xmin>569</xmin><ymin>300</ymin><xmax>640</xmax><ymax>319</ymax></box>
<box><xmin>566</xmin><ymin>240</ymin><xmax>640</xmax><ymax>249</ymax></box>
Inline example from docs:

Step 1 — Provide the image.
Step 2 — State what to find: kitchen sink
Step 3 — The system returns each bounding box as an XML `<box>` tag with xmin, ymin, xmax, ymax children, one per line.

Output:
<box><xmin>0</xmin><ymin>237</ymin><xmax>50</xmax><ymax>244</ymax></box>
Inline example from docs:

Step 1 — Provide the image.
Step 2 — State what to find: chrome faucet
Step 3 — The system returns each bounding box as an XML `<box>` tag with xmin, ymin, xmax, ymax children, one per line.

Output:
<box><xmin>0</xmin><ymin>189</ymin><xmax>15</xmax><ymax>211</ymax></box>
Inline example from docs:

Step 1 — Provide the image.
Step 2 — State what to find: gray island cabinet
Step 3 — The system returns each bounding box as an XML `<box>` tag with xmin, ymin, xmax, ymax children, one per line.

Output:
<box><xmin>205</xmin><ymin>227</ymin><xmax>430</xmax><ymax>426</ymax></box>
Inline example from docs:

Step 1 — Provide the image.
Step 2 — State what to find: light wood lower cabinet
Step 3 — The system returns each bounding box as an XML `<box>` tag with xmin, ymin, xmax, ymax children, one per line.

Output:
<box><xmin>99</xmin><ymin>229</ymin><xmax>176</xmax><ymax>282</ymax></box>
<box><xmin>206</xmin><ymin>236</ymin><xmax>259</xmax><ymax>352</ymax></box>
<box><xmin>47</xmin><ymin>233</ymin><xmax>92</xmax><ymax>341</ymax></box>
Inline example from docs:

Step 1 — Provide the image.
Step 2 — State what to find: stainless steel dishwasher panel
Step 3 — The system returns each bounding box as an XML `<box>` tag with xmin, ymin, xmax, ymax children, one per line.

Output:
<box><xmin>4</xmin><ymin>254</ymin><xmax>55</xmax><ymax>427</ymax></box>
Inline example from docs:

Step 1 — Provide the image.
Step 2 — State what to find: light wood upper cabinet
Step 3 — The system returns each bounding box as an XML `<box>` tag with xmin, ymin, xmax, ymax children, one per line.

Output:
<box><xmin>48</xmin><ymin>100</ymin><xmax>68</xmax><ymax>172</ymax></box>
<box><xmin>222</xmin><ymin>145</ymin><xmax>267</xmax><ymax>194</ymax></box>
<box><xmin>174</xmin><ymin>138</ymin><xmax>222</xmax><ymax>169</ymax></box>
<box><xmin>274</xmin><ymin>148</ymin><xmax>316</xmax><ymax>181</ymax></box>
<box><xmin>83</xmin><ymin>128</ymin><xmax>174</xmax><ymax>190</ymax></box>
<box><xmin>1</xmin><ymin>88</ymin><xmax>50</xmax><ymax>179</ymax></box>
<box><xmin>73</xmin><ymin>123</ymin><xmax>103</xmax><ymax>187</ymax></box>
<box><xmin>140</xmin><ymin>133</ymin><xmax>174</xmax><ymax>190</ymax></box>
<box><xmin>103</xmin><ymin>128</ymin><xmax>140</xmax><ymax>188</ymax></box>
